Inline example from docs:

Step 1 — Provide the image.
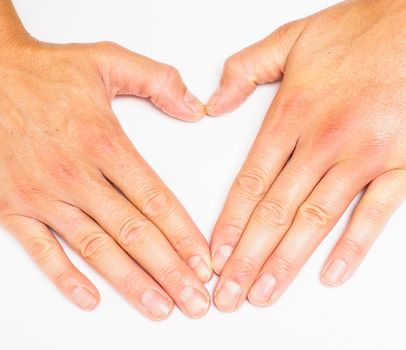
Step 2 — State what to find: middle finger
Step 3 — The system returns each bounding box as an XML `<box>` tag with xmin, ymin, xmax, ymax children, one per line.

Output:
<box><xmin>75</xmin><ymin>175</ymin><xmax>210</xmax><ymax>318</ymax></box>
<box><xmin>214</xmin><ymin>149</ymin><xmax>332</xmax><ymax>312</ymax></box>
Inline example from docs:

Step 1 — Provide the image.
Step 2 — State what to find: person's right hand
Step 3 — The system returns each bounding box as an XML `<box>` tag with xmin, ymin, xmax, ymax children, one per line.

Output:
<box><xmin>0</xmin><ymin>32</ymin><xmax>212</xmax><ymax>320</ymax></box>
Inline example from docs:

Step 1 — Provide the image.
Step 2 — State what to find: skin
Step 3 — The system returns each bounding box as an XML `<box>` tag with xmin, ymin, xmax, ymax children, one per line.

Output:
<box><xmin>0</xmin><ymin>1</ymin><xmax>213</xmax><ymax>320</ymax></box>
<box><xmin>207</xmin><ymin>0</ymin><xmax>406</xmax><ymax>311</ymax></box>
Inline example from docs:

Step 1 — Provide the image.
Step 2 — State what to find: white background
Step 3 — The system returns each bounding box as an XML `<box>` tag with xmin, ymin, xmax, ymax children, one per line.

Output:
<box><xmin>1</xmin><ymin>1</ymin><xmax>405</xmax><ymax>349</ymax></box>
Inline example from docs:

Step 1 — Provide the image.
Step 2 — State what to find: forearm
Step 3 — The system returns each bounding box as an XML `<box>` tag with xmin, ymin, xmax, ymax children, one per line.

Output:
<box><xmin>0</xmin><ymin>0</ymin><xmax>28</xmax><ymax>46</ymax></box>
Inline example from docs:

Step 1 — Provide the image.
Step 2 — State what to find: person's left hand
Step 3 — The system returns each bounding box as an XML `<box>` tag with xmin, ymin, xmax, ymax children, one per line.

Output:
<box><xmin>206</xmin><ymin>0</ymin><xmax>406</xmax><ymax>311</ymax></box>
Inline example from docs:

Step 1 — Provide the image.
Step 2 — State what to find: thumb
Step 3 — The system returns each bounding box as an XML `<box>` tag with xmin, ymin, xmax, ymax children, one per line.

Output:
<box><xmin>91</xmin><ymin>42</ymin><xmax>206</xmax><ymax>121</ymax></box>
<box><xmin>206</xmin><ymin>19</ymin><xmax>307</xmax><ymax>116</ymax></box>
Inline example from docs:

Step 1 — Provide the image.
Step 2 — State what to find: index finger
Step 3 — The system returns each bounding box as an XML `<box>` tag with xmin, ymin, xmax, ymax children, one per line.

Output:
<box><xmin>89</xmin><ymin>130</ymin><xmax>212</xmax><ymax>283</ymax></box>
<box><xmin>210</xmin><ymin>93</ymin><xmax>300</xmax><ymax>274</ymax></box>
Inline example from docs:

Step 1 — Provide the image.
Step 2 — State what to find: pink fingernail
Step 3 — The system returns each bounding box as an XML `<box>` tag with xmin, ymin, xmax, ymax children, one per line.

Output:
<box><xmin>212</xmin><ymin>245</ymin><xmax>233</xmax><ymax>274</ymax></box>
<box><xmin>187</xmin><ymin>255</ymin><xmax>212</xmax><ymax>283</ymax></box>
<box><xmin>248</xmin><ymin>273</ymin><xmax>277</xmax><ymax>305</ymax></box>
<box><xmin>72</xmin><ymin>286</ymin><xmax>98</xmax><ymax>311</ymax></box>
<box><xmin>141</xmin><ymin>289</ymin><xmax>172</xmax><ymax>320</ymax></box>
<box><xmin>214</xmin><ymin>280</ymin><xmax>242</xmax><ymax>312</ymax></box>
<box><xmin>323</xmin><ymin>258</ymin><xmax>347</xmax><ymax>285</ymax></box>
<box><xmin>179</xmin><ymin>285</ymin><xmax>210</xmax><ymax>318</ymax></box>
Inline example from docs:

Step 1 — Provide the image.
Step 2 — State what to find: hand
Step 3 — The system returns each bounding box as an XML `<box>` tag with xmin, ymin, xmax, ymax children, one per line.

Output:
<box><xmin>206</xmin><ymin>0</ymin><xmax>406</xmax><ymax>311</ymax></box>
<box><xmin>0</xmin><ymin>33</ymin><xmax>212</xmax><ymax>319</ymax></box>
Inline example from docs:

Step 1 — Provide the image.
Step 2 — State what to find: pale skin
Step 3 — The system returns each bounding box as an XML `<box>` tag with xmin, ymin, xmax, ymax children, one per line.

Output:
<box><xmin>0</xmin><ymin>0</ymin><xmax>213</xmax><ymax>320</ymax></box>
<box><xmin>207</xmin><ymin>0</ymin><xmax>406</xmax><ymax>311</ymax></box>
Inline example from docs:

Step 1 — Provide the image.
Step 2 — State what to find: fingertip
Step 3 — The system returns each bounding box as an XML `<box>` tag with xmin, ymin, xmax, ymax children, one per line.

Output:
<box><xmin>205</xmin><ymin>87</ymin><xmax>223</xmax><ymax>116</ymax></box>
<box><xmin>205</xmin><ymin>84</ymin><xmax>253</xmax><ymax>116</ymax></box>
<box><xmin>183</xmin><ymin>90</ymin><xmax>206</xmax><ymax>119</ymax></box>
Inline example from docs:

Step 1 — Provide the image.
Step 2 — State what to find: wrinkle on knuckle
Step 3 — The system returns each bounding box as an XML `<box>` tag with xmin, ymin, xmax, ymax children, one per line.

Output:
<box><xmin>151</xmin><ymin>65</ymin><xmax>181</xmax><ymax>109</ymax></box>
<box><xmin>359</xmin><ymin>201</ymin><xmax>390</xmax><ymax>222</ymax></box>
<box><xmin>256</xmin><ymin>198</ymin><xmax>290</xmax><ymax>228</ymax></box>
<box><xmin>216</xmin><ymin>222</ymin><xmax>245</xmax><ymax>247</ymax></box>
<box><xmin>55</xmin><ymin>269</ymin><xmax>75</xmax><ymax>288</ymax></box>
<box><xmin>229</xmin><ymin>255</ymin><xmax>257</xmax><ymax>280</ymax></box>
<box><xmin>27</xmin><ymin>236</ymin><xmax>56</xmax><ymax>264</ymax></box>
<box><xmin>119</xmin><ymin>272</ymin><xmax>146</xmax><ymax>297</ymax></box>
<box><xmin>298</xmin><ymin>202</ymin><xmax>331</xmax><ymax>227</ymax></box>
<box><xmin>268</xmin><ymin>252</ymin><xmax>295</xmax><ymax>278</ymax></box>
<box><xmin>173</xmin><ymin>234</ymin><xmax>196</xmax><ymax>255</ymax></box>
<box><xmin>80</xmin><ymin>232</ymin><xmax>110</xmax><ymax>259</ymax></box>
<box><xmin>340</xmin><ymin>238</ymin><xmax>365</xmax><ymax>259</ymax></box>
<box><xmin>141</xmin><ymin>190</ymin><xmax>171</xmax><ymax>218</ymax></box>
<box><xmin>118</xmin><ymin>217</ymin><xmax>150</xmax><ymax>250</ymax></box>
<box><xmin>157</xmin><ymin>264</ymin><xmax>184</xmax><ymax>288</ymax></box>
<box><xmin>236</xmin><ymin>168</ymin><xmax>268</xmax><ymax>199</ymax></box>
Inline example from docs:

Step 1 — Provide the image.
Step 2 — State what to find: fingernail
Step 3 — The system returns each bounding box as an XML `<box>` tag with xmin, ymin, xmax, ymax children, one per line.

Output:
<box><xmin>179</xmin><ymin>285</ymin><xmax>210</xmax><ymax>318</ymax></box>
<box><xmin>184</xmin><ymin>90</ymin><xmax>206</xmax><ymax>116</ymax></box>
<box><xmin>205</xmin><ymin>87</ymin><xmax>221</xmax><ymax>115</ymax></box>
<box><xmin>212</xmin><ymin>245</ymin><xmax>233</xmax><ymax>274</ymax></box>
<box><xmin>141</xmin><ymin>289</ymin><xmax>172</xmax><ymax>320</ymax></box>
<box><xmin>323</xmin><ymin>258</ymin><xmax>347</xmax><ymax>285</ymax></box>
<box><xmin>214</xmin><ymin>280</ymin><xmax>242</xmax><ymax>312</ymax></box>
<box><xmin>248</xmin><ymin>273</ymin><xmax>277</xmax><ymax>305</ymax></box>
<box><xmin>187</xmin><ymin>255</ymin><xmax>212</xmax><ymax>283</ymax></box>
<box><xmin>72</xmin><ymin>286</ymin><xmax>98</xmax><ymax>311</ymax></box>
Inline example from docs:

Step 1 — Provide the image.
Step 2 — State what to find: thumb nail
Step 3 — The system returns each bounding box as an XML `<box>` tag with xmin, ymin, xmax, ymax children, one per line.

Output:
<box><xmin>205</xmin><ymin>87</ymin><xmax>222</xmax><ymax>116</ymax></box>
<box><xmin>184</xmin><ymin>90</ymin><xmax>206</xmax><ymax>117</ymax></box>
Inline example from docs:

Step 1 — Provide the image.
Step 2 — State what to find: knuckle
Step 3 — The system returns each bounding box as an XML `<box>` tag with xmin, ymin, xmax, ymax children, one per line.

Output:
<box><xmin>215</xmin><ymin>222</ymin><xmax>245</xmax><ymax>247</ymax></box>
<box><xmin>268</xmin><ymin>252</ymin><xmax>295</xmax><ymax>278</ymax></box>
<box><xmin>15</xmin><ymin>181</ymin><xmax>46</xmax><ymax>203</ymax></box>
<box><xmin>141</xmin><ymin>190</ymin><xmax>171</xmax><ymax>218</ymax></box>
<box><xmin>48</xmin><ymin>157</ymin><xmax>79</xmax><ymax>184</ymax></box>
<box><xmin>80</xmin><ymin>232</ymin><xmax>110</xmax><ymax>259</ymax></box>
<box><xmin>277</xmin><ymin>94</ymin><xmax>313</xmax><ymax>121</ymax></box>
<box><xmin>157</xmin><ymin>264</ymin><xmax>184</xmax><ymax>288</ymax></box>
<box><xmin>118</xmin><ymin>217</ymin><xmax>150</xmax><ymax>250</ymax></box>
<box><xmin>95</xmin><ymin>40</ymin><xmax>121</xmax><ymax>53</ymax></box>
<box><xmin>162</xmin><ymin>64</ymin><xmax>181</xmax><ymax>83</ymax></box>
<box><xmin>223</xmin><ymin>54</ymin><xmax>244</xmax><ymax>74</ymax></box>
<box><xmin>229</xmin><ymin>255</ymin><xmax>257</xmax><ymax>281</ymax></box>
<box><xmin>151</xmin><ymin>64</ymin><xmax>181</xmax><ymax>109</ymax></box>
<box><xmin>340</xmin><ymin>238</ymin><xmax>365</xmax><ymax>258</ymax></box>
<box><xmin>274</xmin><ymin>21</ymin><xmax>297</xmax><ymax>43</ymax></box>
<box><xmin>172</xmin><ymin>234</ymin><xmax>197</xmax><ymax>254</ymax></box>
<box><xmin>85</xmin><ymin>126</ymin><xmax>120</xmax><ymax>156</ymax></box>
<box><xmin>298</xmin><ymin>202</ymin><xmax>332</xmax><ymax>227</ymax></box>
<box><xmin>27</xmin><ymin>236</ymin><xmax>56</xmax><ymax>263</ymax></box>
<box><xmin>235</xmin><ymin>168</ymin><xmax>268</xmax><ymax>199</ymax></box>
<box><xmin>54</xmin><ymin>269</ymin><xmax>75</xmax><ymax>288</ymax></box>
<box><xmin>359</xmin><ymin>201</ymin><xmax>389</xmax><ymax>222</ymax></box>
<box><xmin>256</xmin><ymin>198</ymin><xmax>291</xmax><ymax>228</ymax></box>
<box><xmin>119</xmin><ymin>272</ymin><xmax>146</xmax><ymax>297</ymax></box>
